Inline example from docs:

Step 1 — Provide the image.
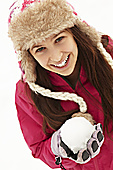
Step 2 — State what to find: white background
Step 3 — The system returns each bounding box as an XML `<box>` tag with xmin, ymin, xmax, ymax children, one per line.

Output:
<box><xmin>0</xmin><ymin>0</ymin><xmax>113</xmax><ymax>170</ymax></box>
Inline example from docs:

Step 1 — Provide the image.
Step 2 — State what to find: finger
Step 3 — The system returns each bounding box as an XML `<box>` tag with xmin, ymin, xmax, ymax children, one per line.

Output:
<box><xmin>75</xmin><ymin>148</ymin><xmax>91</xmax><ymax>164</ymax></box>
<box><xmin>94</xmin><ymin>123</ymin><xmax>103</xmax><ymax>133</ymax></box>
<box><xmin>92</xmin><ymin>129</ymin><xmax>104</xmax><ymax>147</ymax></box>
<box><xmin>87</xmin><ymin>137</ymin><xmax>100</xmax><ymax>158</ymax></box>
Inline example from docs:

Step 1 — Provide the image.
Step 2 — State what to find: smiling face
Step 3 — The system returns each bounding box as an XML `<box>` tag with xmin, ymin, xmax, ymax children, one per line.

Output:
<box><xmin>29</xmin><ymin>30</ymin><xmax>78</xmax><ymax>76</ymax></box>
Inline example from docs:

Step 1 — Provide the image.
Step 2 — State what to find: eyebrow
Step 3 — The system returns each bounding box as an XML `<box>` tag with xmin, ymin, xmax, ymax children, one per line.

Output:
<box><xmin>52</xmin><ymin>30</ymin><xmax>65</xmax><ymax>40</ymax></box>
<box><xmin>31</xmin><ymin>44</ymin><xmax>42</xmax><ymax>50</ymax></box>
<box><xmin>31</xmin><ymin>31</ymin><xmax>65</xmax><ymax>50</ymax></box>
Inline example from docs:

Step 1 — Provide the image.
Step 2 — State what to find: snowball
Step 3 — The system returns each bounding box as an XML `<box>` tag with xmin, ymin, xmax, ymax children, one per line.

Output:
<box><xmin>60</xmin><ymin>117</ymin><xmax>95</xmax><ymax>153</ymax></box>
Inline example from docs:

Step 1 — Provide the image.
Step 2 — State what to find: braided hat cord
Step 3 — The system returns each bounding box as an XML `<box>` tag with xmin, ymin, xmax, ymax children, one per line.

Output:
<box><xmin>97</xmin><ymin>42</ymin><xmax>113</xmax><ymax>69</ymax></box>
<box><xmin>27</xmin><ymin>82</ymin><xmax>87</xmax><ymax>113</ymax></box>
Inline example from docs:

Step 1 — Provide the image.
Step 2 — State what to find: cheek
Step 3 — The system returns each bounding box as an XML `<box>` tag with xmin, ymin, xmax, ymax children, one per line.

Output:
<box><xmin>61</xmin><ymin>41</ymin><xmax>71</xmax><ymax>51</ymax></box>
<box><xmin>35</xmin><ymin>56</ymin><xmax>48</xmax><ymax>68</ymax></box>
<box><xmin>61</xmin><ymin>39</ymin><xmax>77</xmax><ymax>52</ymax></box>
<box><xmin>70</xmin><ymin>40</ymin><xmax>78</xmax><ymax>57</ymax></box>
<box><xmin>74</xmin><ymin>44</ymin><xmax>78</xmax><ymax>57</ymax></box>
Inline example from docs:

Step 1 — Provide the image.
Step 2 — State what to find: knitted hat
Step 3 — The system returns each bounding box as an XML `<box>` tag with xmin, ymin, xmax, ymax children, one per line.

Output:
<box><xmin>8</xmin><ymin>0</ymin><xmax>113</xmax><ymax>113</ymax></box>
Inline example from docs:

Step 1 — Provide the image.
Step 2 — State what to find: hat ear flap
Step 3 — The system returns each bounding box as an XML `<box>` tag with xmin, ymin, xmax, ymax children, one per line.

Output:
<box><xmin>101</xmin><ymin>35</ymin><xmax>109</xmax><ymax>48</ymax></box>
<box><xmin>21</xmin><ymin>50</ymin><xmax>37</xmax><ymax>82</ymax></box>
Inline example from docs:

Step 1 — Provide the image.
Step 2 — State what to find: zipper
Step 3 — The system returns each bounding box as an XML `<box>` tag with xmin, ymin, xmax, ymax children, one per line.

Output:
<box><xmin>55</xmin><ymin>156</ymin><xmax>66</xmax><ymax>170</ymax></box>
<box><xmin>93</xmin><ymin>157</ymin><xmax>99</xmax><ymax>170</ymax></box>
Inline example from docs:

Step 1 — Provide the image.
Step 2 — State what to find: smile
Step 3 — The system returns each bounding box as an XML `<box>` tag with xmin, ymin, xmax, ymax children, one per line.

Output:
<box><xmin>53</xmin><ymin>55</ymin><xmax>70</xmax><ymax>68</ymax></box>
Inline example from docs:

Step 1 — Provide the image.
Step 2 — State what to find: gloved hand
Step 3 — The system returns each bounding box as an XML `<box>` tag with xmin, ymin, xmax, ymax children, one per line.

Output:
<box><xmin>51</xmin><ymin>117</ymin><xmax>104</xmax><ymax>164</ymax></box>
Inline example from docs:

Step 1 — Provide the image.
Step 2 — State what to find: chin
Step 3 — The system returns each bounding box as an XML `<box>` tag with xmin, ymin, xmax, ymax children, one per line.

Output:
<box><xmin>57</xmin><ymin>69</ymin><xmax>74</xmax><ymax>76</ymax></box>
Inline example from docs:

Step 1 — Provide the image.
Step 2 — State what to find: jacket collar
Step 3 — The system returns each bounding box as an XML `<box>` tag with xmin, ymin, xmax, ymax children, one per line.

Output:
<box><xmin>47</xmin><ymin>65</ymin><xmax>87</xmax><ymax>92</ymax></box>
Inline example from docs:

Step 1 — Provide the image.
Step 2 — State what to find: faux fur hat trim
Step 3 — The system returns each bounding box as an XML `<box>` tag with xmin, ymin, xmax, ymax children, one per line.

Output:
<box><xmin>8</xmin><ymin>0</ymin><xmax>76</xmax><ymax>51</ymax></box>
<box><xmin>8</xmin><ymin>0</ymin><xmax>101</xmax><ymax>51</ymax></box>
<box><xmin>20</xmin><ymin>50</ymin><xmax>37</xmax><ymax>82</ymax></box>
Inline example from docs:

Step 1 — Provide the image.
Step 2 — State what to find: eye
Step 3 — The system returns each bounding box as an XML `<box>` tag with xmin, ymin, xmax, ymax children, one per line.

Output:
<box><xmin>55</xmin><ymin>36</ymin><xmax>64</xmax><ymax>43</ymax></box>
<box><xmin>35</xmin><ymin>47</ymin><xmax>46</xmax><ymax>53</ymax></box>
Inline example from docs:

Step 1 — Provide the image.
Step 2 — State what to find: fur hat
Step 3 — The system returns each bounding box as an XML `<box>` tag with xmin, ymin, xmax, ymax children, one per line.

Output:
<box><xmin>8</xmin><ymin>0</ymin><xmax>113</xmax><ymax>113</ymax></box>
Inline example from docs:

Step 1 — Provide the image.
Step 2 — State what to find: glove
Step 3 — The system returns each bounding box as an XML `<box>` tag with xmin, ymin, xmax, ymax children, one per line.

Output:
<box><xmin>51</xmin><ymin>117</ymin><xmax>104</xmax><ymax>164</ymax></box>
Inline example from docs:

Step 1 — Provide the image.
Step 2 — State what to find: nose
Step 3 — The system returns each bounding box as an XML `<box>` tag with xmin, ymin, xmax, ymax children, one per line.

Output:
<box><xmin>49</xmin><ymin>47</ymin><xmax>62</xmax><ymax>62</ymax></box>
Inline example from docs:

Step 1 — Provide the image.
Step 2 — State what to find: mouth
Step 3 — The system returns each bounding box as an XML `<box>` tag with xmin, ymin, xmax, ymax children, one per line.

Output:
<box><xmin>51</xmin><ymin>54</ymin><xmax>70</xmax><ymax>68</ymax></box>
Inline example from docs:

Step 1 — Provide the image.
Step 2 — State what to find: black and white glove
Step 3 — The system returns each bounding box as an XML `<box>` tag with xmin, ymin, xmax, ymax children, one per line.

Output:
<box><xmin>51</xmin><ymin>117</ymin><xmax>104</xmax><ymax>164</ymax></box>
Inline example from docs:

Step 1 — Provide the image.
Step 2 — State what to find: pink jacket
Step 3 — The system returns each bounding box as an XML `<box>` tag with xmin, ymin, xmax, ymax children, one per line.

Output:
<box><xmin>15</xmin><ymin>36</ymin><xmax>113</xmax><ymax>170</ymax></box>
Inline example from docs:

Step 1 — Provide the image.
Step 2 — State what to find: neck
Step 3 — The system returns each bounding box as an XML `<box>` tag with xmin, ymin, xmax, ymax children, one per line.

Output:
<box><xmin>65</xmin><ymin>59</ymin><xmax>80</xmax><ymax>87</ymax></box>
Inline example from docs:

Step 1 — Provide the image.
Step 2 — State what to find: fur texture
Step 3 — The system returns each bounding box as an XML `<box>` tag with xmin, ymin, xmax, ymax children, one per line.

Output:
<box><xmin>8</xmin><ymin>0</ymin><xmax>76</xmax><ymax>51</ymax></box>
<box><xmin>8</xmin><ymin>0</ymin><xmax>101</xmax><ymax>51</ymax></box>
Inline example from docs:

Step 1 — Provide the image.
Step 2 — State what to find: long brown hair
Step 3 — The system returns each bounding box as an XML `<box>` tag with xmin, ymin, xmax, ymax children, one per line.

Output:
<box><xmin>30</xmin><ymin>25</ymin><xmax>113</xmax><ymax>135</ymax></box>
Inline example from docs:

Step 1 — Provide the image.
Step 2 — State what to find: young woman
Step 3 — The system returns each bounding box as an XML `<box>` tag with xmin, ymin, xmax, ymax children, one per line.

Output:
<box><xmin>8</xmin><ymin>0</ymin><xmax>113</xmax><ymax>169</ymax></box>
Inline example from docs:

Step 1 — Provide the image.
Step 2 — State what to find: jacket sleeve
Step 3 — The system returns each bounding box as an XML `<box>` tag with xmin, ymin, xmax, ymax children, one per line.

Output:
<box><xmin>15</xmin><ymin>80</ymin><xmax>77</xmax><ymax>169</ymax></box>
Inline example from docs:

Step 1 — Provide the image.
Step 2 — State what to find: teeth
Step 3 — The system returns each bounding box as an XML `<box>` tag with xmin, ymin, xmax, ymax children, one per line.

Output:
<box><xmin>54</xmin><ymin>55</ymin><xmax>69</xmax><ymax>67</ymax></box>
